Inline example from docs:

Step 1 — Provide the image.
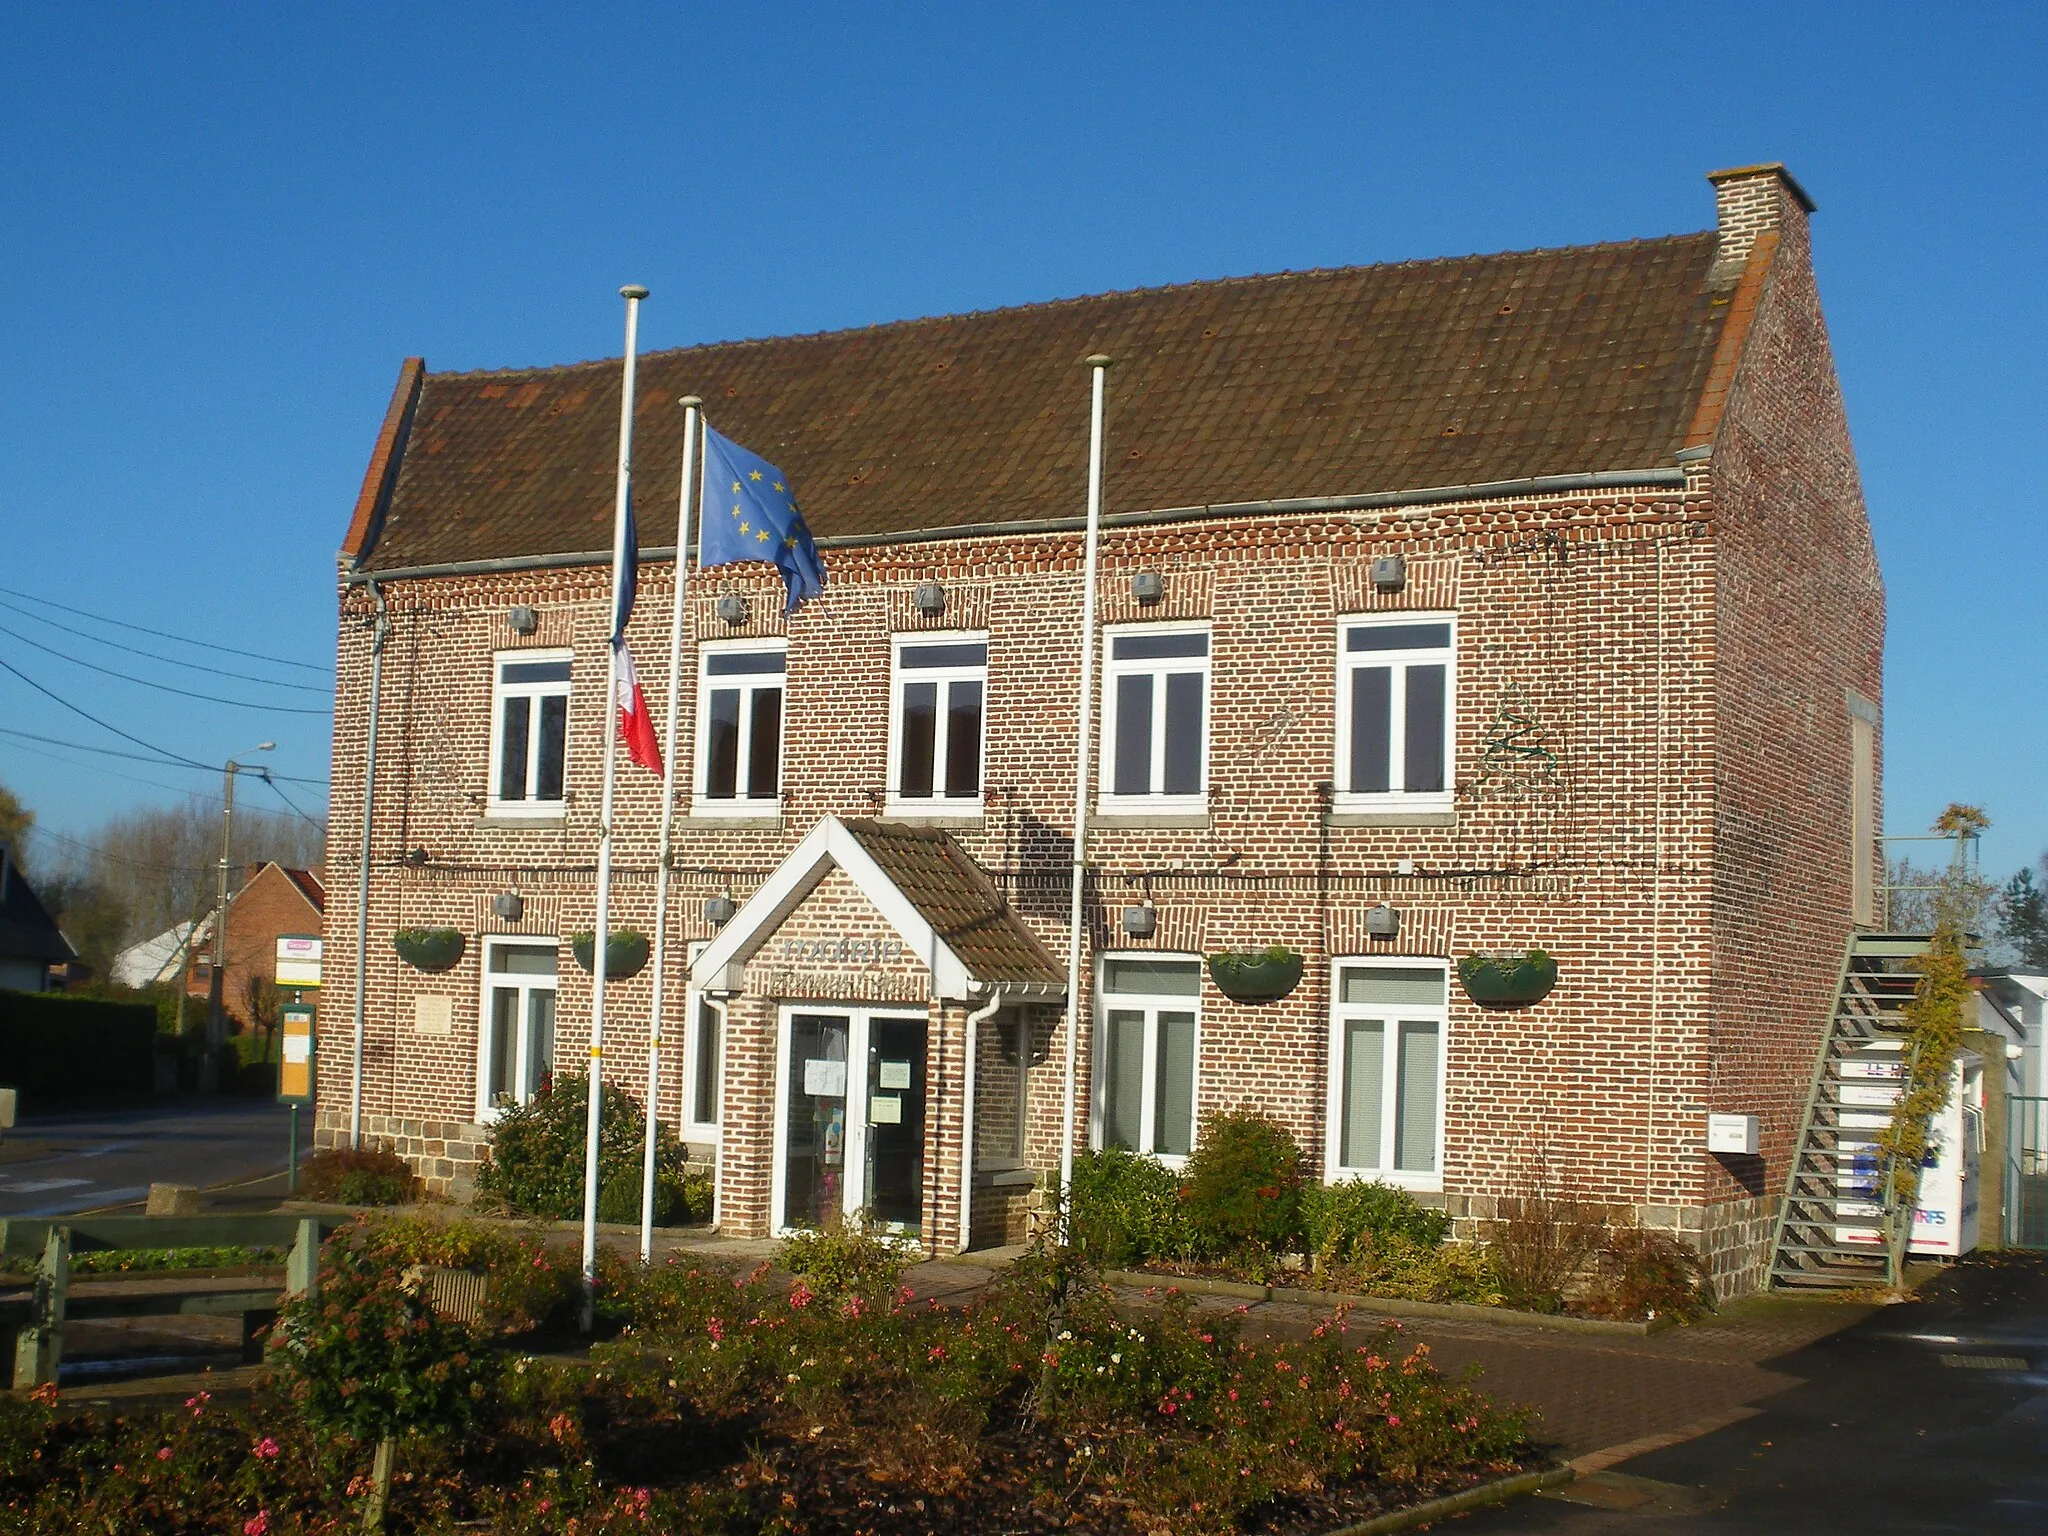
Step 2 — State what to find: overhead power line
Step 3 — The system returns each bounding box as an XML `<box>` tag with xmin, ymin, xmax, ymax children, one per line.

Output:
<box><xmin>0</xmin><ymin>583</ymin><xmax>331</xmax><ymax>674</ymax></box>
<box><xmin>0</xmin><ymin>726</ymin><xmax>330</xmax><ymax>786</ymax></box>
<box><xmin>0</xmin><ymin>734</ymin><xmax>208</xmax><ymax>797</ymax></box>
<box><xmin>0</xmin><ymin>654</ymin><xmax>215</xmax><ymax>769</ymax></box>
<box><xmin>0</xmin><ymin>622</ymin><xmax>329</xmax><ymax>715</ymax></box>
<box><xmin>0</xmin><ymin>597</ymin><xmax>330</xmax><ymax>693</ymax></box>
<box><xmin>253</xmin><ymin>770</ymin><xmax>328</xmax><ymax>832</ymax></box>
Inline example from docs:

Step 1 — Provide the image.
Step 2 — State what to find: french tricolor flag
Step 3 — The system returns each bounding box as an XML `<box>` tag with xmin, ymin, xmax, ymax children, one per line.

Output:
<box><xmin>611</xmin><ymin>490</ymin><xmax>664</xmax><ymax>776</ymax></box>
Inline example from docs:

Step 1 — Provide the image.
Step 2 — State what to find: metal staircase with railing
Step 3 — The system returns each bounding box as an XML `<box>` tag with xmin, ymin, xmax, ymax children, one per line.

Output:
<box><xmin>1768</xmin><ymin>932</ymin><xmax>1933</xmax><ymax>1290</ymax></box>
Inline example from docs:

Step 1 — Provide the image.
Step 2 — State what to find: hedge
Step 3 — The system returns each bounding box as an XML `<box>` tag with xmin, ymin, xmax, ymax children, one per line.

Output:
<box><xmin>0</xmin><ymin>990</ymin><xmax>157</xmax><ymax>1109</ymax></box>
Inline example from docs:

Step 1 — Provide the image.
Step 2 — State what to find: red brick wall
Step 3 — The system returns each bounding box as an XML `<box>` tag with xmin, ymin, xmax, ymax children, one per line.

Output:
<box><xmin>1703</xmin><ymin>193</ymin><xmax>1886</xmax><ymax>1288</ymax></box>
<box><xmin>316</xmin><ymin>292</ymin><xmax>1876</xmax><ymax>1293</ymax></box>
<box><xmin>194</xmin><ymin>864</ymin><xmax>322</xmax><ymax>1030</ymax></box>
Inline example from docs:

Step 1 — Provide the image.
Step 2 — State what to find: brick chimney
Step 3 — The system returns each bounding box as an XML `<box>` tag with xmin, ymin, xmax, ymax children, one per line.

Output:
<box><xmin>1708</xmin><ymin>163</ymin><xmax>1816</xmax><ymax>276</ymax></box>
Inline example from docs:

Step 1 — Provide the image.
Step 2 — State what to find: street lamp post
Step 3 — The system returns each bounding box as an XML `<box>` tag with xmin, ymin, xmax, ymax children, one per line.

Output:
<box><xmin>206</xmin><ymin>743</ymin><xmax>275</xmax><ymax>1086</ymax></box>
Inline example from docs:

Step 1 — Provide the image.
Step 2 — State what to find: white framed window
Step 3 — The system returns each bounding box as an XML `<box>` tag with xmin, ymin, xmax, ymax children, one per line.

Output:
<box><xmin>489</xmin><ymin>650</ymin><xmax>572</xmax><ymax>815</ymax></box>
<box><xmin>1094</xmin><ymin>954</ymin><xmax>1201</xmax><ymax>1163</ymax></box>
<box><xmin>684</xmin><ymin>992</ymin><xmax>724</xmax><ymax>1139</ymax></box>
<box><xmin>1335</xmin><ymin>615</ymin><xmax>1454</xmax><ymax>812</ymax></box>
<box><xmin>479</xmin><ymin>937</ymin><xmax>559</xmax><ymax>1119</ymax></box>
<box><xmin>1099</xmin><ymin>624</ymin><xmax>1209</xmax><ymax>815</ymax></box>
<box><xmin>887</xmin><ymin>634</ymin><xmax>987</xmax><ymax>813</ymax></box>
<box><xmin>1325</xmin><ymin>959</ymin><xmax>1447</xmax><ymax>1190</ymax></box>
<box><xmin>694</xmin><ymin>640</ymin><xmax>785</xmax><ymax>816</ymax></box>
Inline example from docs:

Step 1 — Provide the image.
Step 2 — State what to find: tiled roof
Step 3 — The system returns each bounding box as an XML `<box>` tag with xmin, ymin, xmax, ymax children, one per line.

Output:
<box><xmin>841</xmin><ymin>820</ymin><xmax>1063</xmax><ymax>991</ymax></box>
<box><xmin>355</xmin><ymin>233</ymin><xmax>1732</xmax><ymax>569</ymax></box>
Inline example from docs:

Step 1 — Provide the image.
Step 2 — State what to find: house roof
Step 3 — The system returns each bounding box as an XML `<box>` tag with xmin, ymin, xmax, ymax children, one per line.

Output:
<box><xmin>0</xmin><ymin>855</ymin><xmax>77</xmax><ymax>969</ymax></box>
<box><xmin>110</xmin><ymin>920</ymin><xmax>200</xmax><ymax>989</ymax></box>
<box><xmin>838</xmin><ymin>820</ymin><xmax>1064</xmax><ymax>991</ymax></box>
<box><xmin>351</xmin><ymin>231</ymin><xmax>1736</xmax><ymax>570</ymax></box>
<box><xmin>690</xmin><ymin>816</ymin><xmax>1064</xmax><ymax>1000</ymax></box>
<box><xmin>281</xmin><ymin>867</ymin><xmax>325</xmax><ymax>912</ymax></box>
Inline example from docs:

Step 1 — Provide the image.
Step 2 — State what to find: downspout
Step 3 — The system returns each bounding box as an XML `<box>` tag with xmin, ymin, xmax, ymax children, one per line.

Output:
<box><xmin>959</xmin><ymin>987</ymin><xmax>1006</xmax><ymax>1254</ymax></box>
<box><xmin>350</xmin><ymin>576</ymin><xmax>389</xmax><ymax>1148</ymax></box>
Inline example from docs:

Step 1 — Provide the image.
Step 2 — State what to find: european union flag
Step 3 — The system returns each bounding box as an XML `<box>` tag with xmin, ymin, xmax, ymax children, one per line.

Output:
<box><xmin>699</xmin><ymin>425</ymin><xmax>826</xmax><ymax>613</ymax></box>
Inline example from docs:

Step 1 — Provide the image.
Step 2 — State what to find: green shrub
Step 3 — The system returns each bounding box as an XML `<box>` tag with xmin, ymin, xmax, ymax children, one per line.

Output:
<box><xmin>301</xmin><ymin>1143</ymin><xmax>417</xmax><ymax>1206</ymax></box>
<box><xmin>475</xmin><ymin>1072</ymin><xmax>691</xmax><ymax>1225</ymax></box>
<box><xmin>0</xmin><ymin>991</ymin><xmax>155</xmax><ymax>1106</ymax></box>
<box><xmin>1580</xmin><ymin>1227</ymin><xmax>1713</xmax><ymax>1323</ymax></box>
<box><xmin>1181</xmin><ymin>1108</ymin><xmax>1306</xmax><ymax>1255</ymax></box>
<box><xmin>1067</xmin><ymin>1146</ymin><xmax>1200</xmax><ymax>1265</ymax></box>
<box><xmin>778</xmin><ymin>1213</ymin><xmax>913</xmax><ymax>1296</ymax></box>
<box><xmin>273</xmin><ymin>1222</ymin><xmax>500</xmax><ymax>1443</ymax></box>
<box><xmin>1326</xmin><ymin>1234</ymin><xmax>1504</xmax><ymax>1304</ymax></box>
<box><xmin>1302</xmin><ymin>1178</ymin><xmax>1451</xmax><ymax>1264</ymax></box>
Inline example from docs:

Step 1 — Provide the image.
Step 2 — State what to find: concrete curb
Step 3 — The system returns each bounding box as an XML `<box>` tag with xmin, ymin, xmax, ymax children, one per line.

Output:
<box><xmin>1099</xmin><ymin>1268</ymin><xmax>1671</xmax><ymax>1337</ymax></box>
<box><xmin>1321</xmin><ymin>1466</ymin><xmax>1575</xmax><ymax>1534</ymax></box>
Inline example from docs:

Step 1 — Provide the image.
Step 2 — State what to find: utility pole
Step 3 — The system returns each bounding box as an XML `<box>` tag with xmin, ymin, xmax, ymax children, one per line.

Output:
<box><xmin>205</xmin><ymin>743</ymin><xmax>275</xmax><ymax>1089</ymax></box>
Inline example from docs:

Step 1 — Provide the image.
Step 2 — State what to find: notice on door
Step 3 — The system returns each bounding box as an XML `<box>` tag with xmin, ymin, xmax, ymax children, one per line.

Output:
<box><xmin>878</xmin><ymin>1060</ymin><xmax>912</xmax><ymax>1090</ymax></box>
<box><xmin>803</xmin><ymin>1057</ymin><xmax>848</xmax><ymax>1098</ymax></box>
<box><xmin>870</xmin><ymin>1094</ymin><xmax>903</xmax><ymax>1124</ymax></box>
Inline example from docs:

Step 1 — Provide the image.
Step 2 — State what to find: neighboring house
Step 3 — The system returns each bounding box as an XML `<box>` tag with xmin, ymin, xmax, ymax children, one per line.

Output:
<box><xmin>110</xmin><ymin>919</ymin><xmax>202</xmax><ymax>990</ymax></box>
<box><xmin>185</xmin><ymin>864</ymin><xmax>326</xmax><ymax>1029</ymax></box>
<box><xmin>1975</xmin><ymin>968</ymin><xmax>2047</xmax><ymax>1101</ymax></box>
<box><xmin>0</xmin><ymin>844</ymin><xmax>76</xmax><ymax>993</ymax></box>
<box><xmin>320</xmin><ymin>164</ymin><xmax>1883</xmax><ymax>1296</ymax></box>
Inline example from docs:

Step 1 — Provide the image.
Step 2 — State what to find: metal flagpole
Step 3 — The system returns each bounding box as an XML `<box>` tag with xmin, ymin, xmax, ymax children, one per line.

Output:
<box><xmin>1058</xmin><ymin>353</ymin><xmax>1112</xmax><ymax>1238</ymax></box>
<box><xmin>583</xmin><ymin>283</ymin><xmax>648</xmax><ymax>1327</ymax></box>
<box><xmin>639</xmin><ymin>396</ymin><xmax>702</xmax><ymax>1262</ymax></box>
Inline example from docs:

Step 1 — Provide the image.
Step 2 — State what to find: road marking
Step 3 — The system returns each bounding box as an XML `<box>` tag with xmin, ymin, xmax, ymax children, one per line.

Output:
<box><xmin>0</xmin><ymin>1178</ymin><xmax>92</xmax><ymax>1194</ymax></box>
<box><xmin>1941</xmin><ymin>1353</ymin><xmax>2031</xmax><ymax>1371</ymax></box>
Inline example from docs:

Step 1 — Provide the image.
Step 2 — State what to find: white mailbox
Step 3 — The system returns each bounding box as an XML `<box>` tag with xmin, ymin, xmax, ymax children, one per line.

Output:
<box><xmin>1707</xmin><ymin>1112</ymin><xmax>1760</xmax><ymax>1155</ymax></box>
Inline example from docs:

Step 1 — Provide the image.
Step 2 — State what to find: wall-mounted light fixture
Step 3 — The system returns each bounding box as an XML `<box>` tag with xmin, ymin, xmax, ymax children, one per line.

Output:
<box><xmin>401</xmin><ymin>847</ymin><xmax>430</xmax><ymax>868</ymax></box>
<box><xmin>1131</xmin><ymin>571</ymin><xmax>1164</xmax><ymax>605</ymax></box>
<box><xmin>1122</xmin><ymin>904</ymin><xmax>1158</xmax><ymax>939</ymax></box>
<box><xmin>914</xmin><ymin>581</ymin><xmax>946</xmax><ymax>617</ymax></box>
<box><xmin>508</xmin><ymin>605</ymin><xmax>540</xmax><ymax>634</ymax></box>
<box><xmin>703</xmin><ymin>894</ymin><xmax>737</xmax><ymax>927</ymax></box>
<box><xmin>1365</xmin><ymin>903</ymin><xmax>1400</xmax><ymax>938</ymax></box>
<box><xmin>715</xmin><ymin>595</ymin><xmax>748</xmax><ymax>626</ymax></box>
<box><xmin>493</xmin><ymin>891</ymin><xmax>524</xmax><ymax>922</ymax></box>
<box><xmin>1371</xmin><ymin>555</ymin><xmax>1407</xmax><ymax>594</ymax></box>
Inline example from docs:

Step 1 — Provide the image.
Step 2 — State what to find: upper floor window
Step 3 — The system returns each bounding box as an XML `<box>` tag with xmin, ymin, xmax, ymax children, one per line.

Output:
<box><xmin>1100</xmin><ymin>625</ymin><xmax>1209</xmax><ymax>814</ymax></box>
<box><xmin>1325</xmin><ymin>961</ymin><xmax>1446</xmax><ymax>1189</ymax></box>
<box><xmin>1336</xmin><ymin>616</ymin><xmax>1454</xmax><ymax>811</ymax></box>
<box><xmin>696</xmin><ymin>641</ymin><xmax>785</xmax><ymax>814</ymax></box>
<box><xmin>889</xmin><ymin>636</ymin><xmax>987</xmax><ymax>811</ymax></box>
<box><xmin>490</xmin><ymin>651</ymin><xmax>571</xmax><ymax>814</ymax></box>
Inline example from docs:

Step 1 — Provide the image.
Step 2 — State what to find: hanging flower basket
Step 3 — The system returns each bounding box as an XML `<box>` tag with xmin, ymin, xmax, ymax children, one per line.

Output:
<box><xmin>1457</xmin><ymin>949</ymin><xmax>1558</xmax><ymax>1008</ymax></box>
<box><xmin>393</xmin><ymin>927</ymin><xmax>465</xmax><ymax>974</ymax></box>
<box><xmin>1207</xmin><ymin>946</ymin><xmax>1305</xmax><ymax>1004</ymax></box>
<box><xmin>570</xmin><ymin>928</ymin><xmax>651</xmax><ymax>981</ymax></box>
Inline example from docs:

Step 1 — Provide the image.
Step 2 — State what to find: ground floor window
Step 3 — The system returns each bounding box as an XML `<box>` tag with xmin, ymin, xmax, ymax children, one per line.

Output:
<box><xmin>480</xmin><ymin>937</ymin><xmax>558</xmax><ymax>1117</ymax></box>
<box><xmin>1326</xmin><ymin>960</ymin><xmax>1446</xmax><ymax>1188</ymax></box>
<box><xmin>1096</xmin><ymin>955</ymin><xmax>1200</xmax><ymax>1161</ymax></box>
<box><xmin>687</xmin><ymin>995</ymin><xmax>723</xmax><ymax>1133</ymax></box>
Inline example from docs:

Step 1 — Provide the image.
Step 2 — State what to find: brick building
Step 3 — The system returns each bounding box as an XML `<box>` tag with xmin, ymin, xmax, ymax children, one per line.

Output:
<box><xmin>188</xmin><ymin>863</ymin><xmax>326</xmax><ymax>1029</ymax></box>
<box><xmin>319</xmin><ymin>164</ymin><xmax>1882</xmax><ymax>1295</ymax></box>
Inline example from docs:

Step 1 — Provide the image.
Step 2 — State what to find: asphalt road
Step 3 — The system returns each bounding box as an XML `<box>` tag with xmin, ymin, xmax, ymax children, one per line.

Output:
<box><xmin>0</xmin><ymin>1099</ymin><xmax>295</xmax><ymax>1217</ymax></box>
<box><xmin>1450</xmin><ymin>1253</ymin><xmax>2048</xmax><ymax>1535</ymax></box>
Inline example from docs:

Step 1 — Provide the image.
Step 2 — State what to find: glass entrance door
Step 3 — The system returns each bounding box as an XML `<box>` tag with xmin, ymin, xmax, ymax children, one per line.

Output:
<box><xmin>780</xmin><ymin>1009</ymin><xmax>928</xmax><ymax>1237</ymax></box>
<box><xmin>784</xmin><ymin>1013</ymin><xmax>850</xmax><ymax>1231</ymax></box>
<box><xmin>865</xmin><ymin>1016</ymin><xmax>927</xmax><ymax>1232</ymax></box>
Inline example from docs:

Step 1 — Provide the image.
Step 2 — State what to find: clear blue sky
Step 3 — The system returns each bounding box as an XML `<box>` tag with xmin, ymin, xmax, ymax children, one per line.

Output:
<box><xmin>1</xmin><ymin>4</ymin><xmax>2041</xmax><ymax>878</ymax></box>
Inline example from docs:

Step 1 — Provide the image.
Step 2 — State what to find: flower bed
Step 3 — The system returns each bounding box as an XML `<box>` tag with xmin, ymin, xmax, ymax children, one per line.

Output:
<box><xmin>0</xmin><ymin>1220</ymin><xmax>1535</xmax><ymax>1535</ymax></box>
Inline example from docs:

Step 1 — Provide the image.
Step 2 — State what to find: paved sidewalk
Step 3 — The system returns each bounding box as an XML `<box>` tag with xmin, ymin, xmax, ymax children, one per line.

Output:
<box><xmin>1445</xmin><ymin>1252</ymin><xmax>2048</xmax><ymax>1534</ymax></box>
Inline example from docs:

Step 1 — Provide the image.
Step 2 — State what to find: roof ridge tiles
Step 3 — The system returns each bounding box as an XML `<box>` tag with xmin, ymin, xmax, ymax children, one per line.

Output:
<box><xmin>421</xmin><ymin>230</ymin><xmax>1718</xmax><ymax>383</ymax></box>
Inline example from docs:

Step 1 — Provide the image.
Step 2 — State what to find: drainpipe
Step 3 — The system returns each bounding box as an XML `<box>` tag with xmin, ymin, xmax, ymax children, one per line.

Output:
<box><xmin>960</xmin><ymin>988</ymin><xmax>1005</xmax><ymax>1254</ymax></box>
<box><xmin>350</xmin><ymin>577</ymin><xmax>389</xmax><ymax>1148</ymax></box>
